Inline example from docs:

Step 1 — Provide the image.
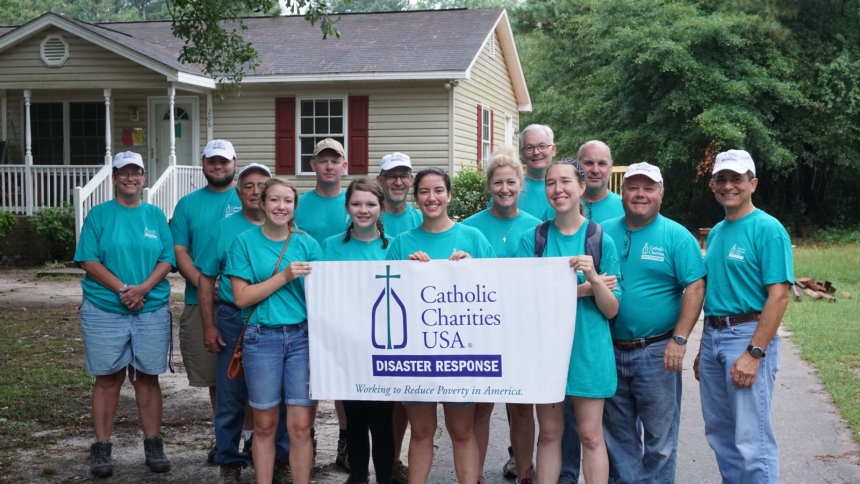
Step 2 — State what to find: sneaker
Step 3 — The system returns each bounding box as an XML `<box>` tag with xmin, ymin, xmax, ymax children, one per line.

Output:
<box><xmin>89</xmin><ymin>441</ymin><xmax>113</xmax><ymax>477</ymax></box>
<box><xmin>220</xmin><ymin>462</ymin><xmax>242</xmax><ymax>484</ymax></box>
<box><xmin>243</xmin><ymin>435</ymin><xmax>253</xmax><ymax>465</ymax></box>
<box><xmin>144</xmin><ymin>435</ymin><xmax>171</xmax><ymax>473</ymax></box>
<box><xmin>274</xmin><ymin>457</ymin><xmax>293</xmax><ymax>484</ymax></box>
<box><xmin>208</xmin><ymin>444</ymin><xmax>217</xmax><ymax>464</ymax></box>
<box><xmin>335</xmin><ymin>438</ymin><xmax>350</xmax><ymax>471</ymax></box>
<box><xmin>503</xmin><ymin>449</ymin><xmax>516</xmax><ymax>478</ymax></box>
<box><xmin>391</xmin><ymin>460</ymin><xmax>409</xmax><ymax>484</ymax></box>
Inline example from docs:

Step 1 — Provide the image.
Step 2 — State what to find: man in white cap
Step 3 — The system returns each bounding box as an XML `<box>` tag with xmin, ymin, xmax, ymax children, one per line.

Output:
<box><xmin>600</xmin><ymin>162</ymin><xmax>705</xmax><ymax>484</ymax></box>
<box><xmin>695</xmin><ymin>150</ymin><xmax>792</xmax><ymax>483</ymax></box>
<box><xmin>577</xmin><ymin>140</ymin><xmax>624</xmax><ymax>223</ymax></box>
<box><xmin>377</xmin><ymin>152</ymin><xmax>422</xmax><ymax>238</ymax></box>
<box><xmin>294</xmin><ymin>138</ymin><xmax>349</xmax><ymax>244</ymax></box>
<box><xmin>195</xmin><ymin>163</ymin><xmax>291</xmax><ymax>483</ymax></box>
<box><xmin>170</xmin><ymin>139</ymin><xmax>242</xmax><ymax>463</ymax></box>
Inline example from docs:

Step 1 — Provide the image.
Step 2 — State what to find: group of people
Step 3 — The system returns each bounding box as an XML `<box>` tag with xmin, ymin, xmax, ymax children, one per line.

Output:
<box><xmin>74</xmin><ymin>123</ymin><xmax>792</xmax><ymax>484</ymax></box>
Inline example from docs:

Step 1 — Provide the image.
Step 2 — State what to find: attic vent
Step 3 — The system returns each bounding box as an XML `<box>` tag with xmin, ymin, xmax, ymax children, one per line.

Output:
<box><xmin>40</xmin><ymin>35</ymin><xmax>69</xmax><ymax>67</ymax></box>
<box><xmin>489</xmin><ymin>33</ymin><xmax>496</xmax><ymax>58</ymax></box>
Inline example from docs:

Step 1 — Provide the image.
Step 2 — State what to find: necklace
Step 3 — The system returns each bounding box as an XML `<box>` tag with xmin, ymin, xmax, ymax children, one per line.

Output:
<box><xmin>492</xmin><ymin>212</ymin><xmax>519</xmax><ymax>243</ymax></box>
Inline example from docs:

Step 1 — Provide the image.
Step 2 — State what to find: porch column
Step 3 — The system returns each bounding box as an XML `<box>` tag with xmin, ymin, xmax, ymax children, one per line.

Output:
<box><xmin>24</xmin><ymin>90</ymin><xmax>33</xmax><ymax>215</ymax></box>
<box><xmin>103</xmin><ymin>89</ymin><xmax>112</xmax><ymax>164</ymax></box>
<box><xmin>168</xmin><ymin>84</ymin><xmax>176</xmax><ymax>166</ymax></box>
<box><xmin>206</xmin><ymin>92</ymin><xmax>213</xmax><ymax>145</ymax></box>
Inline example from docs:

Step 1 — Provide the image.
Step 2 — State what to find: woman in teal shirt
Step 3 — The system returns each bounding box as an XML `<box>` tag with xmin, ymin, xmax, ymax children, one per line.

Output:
<box><xmin>74</xmin><ymin>152</ymin><xmax>175</xmax><ymax>478</ymax></box>
<box><xmin>387</xmin><ymin>167</ymin><xmax>494</xmax><ymax>484</ymax></box>
<box><xmin>226</xmin><ymin>178</ymin><xmax>323</xmax><ymax>484</ymax></box>
<box><xmin>516</xmin><ymin>159</ymin><xmax>621</xmax><ymax>484</ymax></box>
<box><xmin>322</xmin><ymin>178</ymin><xmax>395</xmax><ymax>484</ymax></box>
<box><xmin>462</xmin><ymin>146</ymin><xmax>540</xmax><ymax>483</ymax></box>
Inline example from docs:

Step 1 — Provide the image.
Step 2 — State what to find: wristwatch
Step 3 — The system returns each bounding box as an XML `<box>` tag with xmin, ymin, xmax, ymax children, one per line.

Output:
<box><xmin>747</xmin><ymin>345</ymin><xmax>766</xmax><ymax>358</ymax></box>
<box><xmin>672</xmin><ymin>335</ymin><xmax>688</xmax><ymax>345</ymax></box>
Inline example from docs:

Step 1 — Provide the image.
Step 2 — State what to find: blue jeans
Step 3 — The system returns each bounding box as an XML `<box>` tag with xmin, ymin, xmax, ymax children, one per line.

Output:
<box><xmin>699</xmin><ymin>322</ymin><xmax>780</xmax><ymax>484</ymax></box>
<box><xmin>559</xmin><ymin>398</ymin><xmax>581</xmax><ymax>484</ymax></box>
<box><xmin>215</xmin><ymin>304</ymin><xmax>289</xmax><ymax>465</ymax></box>
<box><xmin>243</xmin><ymin>322</ymin><xmax>316</xmax><ymax>409</ymax></box>
<box><xmin>603</xmin><ymin>338</ymin><xmax>680</xmax><ymax>484</ymax></box>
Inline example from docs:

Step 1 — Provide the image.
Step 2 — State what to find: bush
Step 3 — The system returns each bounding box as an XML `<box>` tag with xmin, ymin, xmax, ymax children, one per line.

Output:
<box><xmin>30</xmin><ymin>203</ymin><xmax>75</xmax><ymax>261</ymax></box>
<box><xmin>448</xmin><ymin>167</ymin><xmax>489</xmax><ymax>221</ymax></box>
<box><xmin>0</xmin><ymin>211</ymin><xmax>18</xmax><ymax>261</ymax></box>
<box><xmin>805</xmin><ymin>227</ymin><xmax>860</xmax><ymax>246</ymax></box>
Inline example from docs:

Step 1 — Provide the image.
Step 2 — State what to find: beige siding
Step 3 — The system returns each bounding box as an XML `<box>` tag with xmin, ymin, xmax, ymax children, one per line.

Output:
<box><xmin>0</xmin><ymin>28</ymin><xmax>167</xmax><ymax>89</ymax></box>
<box><xmin>211</xmin><ymin>82</ymin><xmax>450</xmax><ymax>193</ymax></box>
<box><xmin>453</xmin><ymin>29</ymin><xmax>521</xmax><ymax>172</ymax></box>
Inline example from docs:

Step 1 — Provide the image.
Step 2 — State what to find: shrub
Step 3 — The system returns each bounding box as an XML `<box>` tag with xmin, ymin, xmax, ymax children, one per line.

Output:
<box><xmin>0</xmin><ymin>211</ymin><xmax>18</xmax><ymax>260</ymax></box>
<box><xmin>30</xmin><ymin>203</ymin><xmax>75</xmax><ymax>261</ymax></box>
<box><xmin>448</xmin><ymin>166</ymin><xmax>489</xmax><ymax>221</ymax></box>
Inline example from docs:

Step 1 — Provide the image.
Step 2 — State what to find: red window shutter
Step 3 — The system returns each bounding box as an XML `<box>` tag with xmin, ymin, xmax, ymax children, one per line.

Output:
<box><xmin>348</xmin><ymin>96</ymin><xmax>369</xmax><ymax>174</ymax></box>
<box><xmin>476</xmin><ymin>104</ymin><xmax>483</xmax><ymax>162</ymax></box>
<box><xmin>490</xmin><ymin>110</ymin><xmax>495</xmax><ymax>153</ymax></box>
<box><xmin>275</xmin><ymin>97</ymin><xmax>295</xmax><ymax>175</ymax></box>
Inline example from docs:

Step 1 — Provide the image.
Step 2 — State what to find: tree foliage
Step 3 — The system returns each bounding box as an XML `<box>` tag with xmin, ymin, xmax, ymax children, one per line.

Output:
<box><xmin>0</xmin><ymin>0</ymin><xmax>170</xmax><ymax>25</ymax></box>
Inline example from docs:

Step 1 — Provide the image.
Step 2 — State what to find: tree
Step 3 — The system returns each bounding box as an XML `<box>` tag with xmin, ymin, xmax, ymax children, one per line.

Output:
<box><xmin>326</xmin><ymin>0</ymin><xmax>410</xmax><ymax>13</ymax></box>
<box><xmin>415</xmin><ymin>0</ymin><xmax>519</xmax><ymax>9</ymax></box>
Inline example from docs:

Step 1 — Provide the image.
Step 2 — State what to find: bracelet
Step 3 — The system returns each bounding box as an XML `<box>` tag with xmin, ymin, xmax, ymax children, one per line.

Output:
<box><xmin>119</xmin><ymin>283</ymin><xmax>128</xmax><ymax>293</ymax></box>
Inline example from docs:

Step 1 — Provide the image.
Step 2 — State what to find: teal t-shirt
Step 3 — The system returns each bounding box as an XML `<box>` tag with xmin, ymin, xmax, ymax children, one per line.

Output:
<box><xmin>489</xmin><ymin>177</ymin><xmax>552</xmax><ymax>221</ymax></box>
<box><xmin>386</xmin><ymin>223</ymin><xmax>496</xmax><ymax>261</ymax></box>
<box><xmin>603</xmin><ymin>215</ymin><xmax>705</xmax><ymax>340</ymax></box>
<box><xmin>461</xmin><ymin>209</ymin><xmax>541</xmax><ymax>258</ymax></box>
<box><xmin>582</xmin><ymin>191</ymin><xmax>624</xmax><ymax>224</ymax></box>
<box><xmin>517</xmin><ymin>220</ymin><xmax>622</xmax><ymax>398</ymax></box>
<box><xmin>225</xmin><ymin>228</ymin><xmax>323</xmax><ymax>327</ymax></box>
<box><xmin>194</xmin><ymin>212</ymin><xmax>260</xmax><ymax>305</ymax></box>
<box><xmin>322</xmin><ymin>232</ymin><xmax>391</xmax><ymax>262</ymax></box>
<box><xmin>704</xmin><ymin>209</ymin><xmax>794</xmax><ymax>317</ymax></box>
<box><xmin>170</xmin><ymin>186</ymin><xmax>242</xmax><ymax>305</ymax></box>
<box><xmin>75</xmin><ymin>200</ymin><xmax>175</xmax><ymax>314</ymax></box>
<box><xmin>294</xmin><ymin>189</ymin><xmax>349</xmax><ymax>244</ymax></box>
<box><xmin>381</xmin><ymin>205</ymin><xmax>423</xmax><ymax>237</ymax></box>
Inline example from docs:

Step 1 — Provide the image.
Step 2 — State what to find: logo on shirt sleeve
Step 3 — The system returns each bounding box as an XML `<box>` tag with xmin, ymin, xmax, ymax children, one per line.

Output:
<box><xmin>728</xmin><ymin>244</ymin><xmax>746</xmax><ymax>261</ymax></box>
<box><xmin>640</xmin><ymin>242</ymin><xmax>665</xmax><ymax>262</ymax></box>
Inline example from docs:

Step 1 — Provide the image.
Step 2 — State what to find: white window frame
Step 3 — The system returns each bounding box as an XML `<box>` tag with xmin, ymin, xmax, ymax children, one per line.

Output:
<box><xmin>504</xmin><ymin>113</ymin><xmax>513</xmax><ymax>147</ymax></box>
<box><xmin>481</xmin><ymin>105</ymin><xmax>491</xmax><ymax>165</ymax></box>
<box><xmin>295</xmin><ymin>94</ymin><xmax>348</xmax><ymax>176</ymax></box>
<box><xmin>23</xmin><ymin>97</ymin><xmax>112</xmax><ymax>166</ymax></box>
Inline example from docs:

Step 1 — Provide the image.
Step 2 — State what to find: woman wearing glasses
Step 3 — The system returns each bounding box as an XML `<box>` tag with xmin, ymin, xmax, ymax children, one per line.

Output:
<box><xmin>462</xmin><ymin>146</ymin><xmax>541</xmax><ymax>483</ymax></box>
<box><xmin>387</xmin><ymin>167</ymin><xmax>495</xmax><ymax>484</ymax></box>
<box><xmin>517</xmin><ymin>159</ymin><xmax>621</xmax><ymax>484</ymax></box>
<box><xmin>74</xmin><ymin>152</ymin><xmax>175</xmax><ymax>478</ymax></box>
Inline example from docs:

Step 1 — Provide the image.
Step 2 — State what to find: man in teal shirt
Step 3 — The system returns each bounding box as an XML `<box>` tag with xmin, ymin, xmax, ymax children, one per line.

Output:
<box><xmin>578</xmin><ymin>140</ymin><xmax>624</xmax><ymax>223</ymax></box>
<box><xmin>294</xmin><ymin>138</ymin><xmax>349</xmax><ymax>244</ymax></box>
<box><xmin>601</xmin><ymin>163</ymin><xmax>705</xmax><ymax>484</ymax></box>
<box><xmin>697</xmin><ymin>150</ymin><xmax>792</xmax><ymax>484</ymax></box>
<box><xmin>378</xmin><ymin>152</ymin><xmax>423</xmax><ymax>237</ymax></box>
<box><xmin>170</xmin><ymin>139</ymin><xmax>241</xmax><ymax>462</ymax></box>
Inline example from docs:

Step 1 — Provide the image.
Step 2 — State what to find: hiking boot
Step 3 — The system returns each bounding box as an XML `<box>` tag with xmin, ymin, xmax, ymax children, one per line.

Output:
<box><xmin>502</xmin><ymin>447</ymin><xmax>516</xmax><ymax>478</ymax></box>
<box><xmin>144</xmin><ymin>435</ymin><xmax>171</xmax><ymax>473</ymax></box>
<box><xmin>391</xmin><ymin>460</ymin><xmax>409</xmax><ymax>484</ymax></box>
<box><xmin>243</xmin><ymin>435</ymin><xmax>253</xmax><ymax>466</ymax></box>
<box><xmin>208</xmin><ymin>443</ymin><xmax>217</xmax><ymax>464</ymax></box>
<box><xmin>220</xmin><ymin>462</ymin><xmax>242</xmax><ymax>484</ymax></box>
<box><xmin>335</xmin><ymin>438</ymin><xmax>350</xmax><ymax>471</ymax></box>
<box><xmin>90</xmin><ymin>441</ymin><xmax>113</xmax><ymax>478</ymax></box>
<box><xmin>274</xmin><ymin>457</ymin><xmax>293</xmax><ymax>484</ymax></box>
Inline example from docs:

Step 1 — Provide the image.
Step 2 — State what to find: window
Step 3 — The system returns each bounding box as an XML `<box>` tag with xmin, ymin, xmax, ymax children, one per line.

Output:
<box><xmin>298</xmin><ymin>98</ymin><xmax>345</xmax><ymax>174</ymax></box>
<box><xmin>504</xmin><ymin>114</ymin><xmax>513</xmax><ymax>147</ymax></box>
<box><xmin>30</xmin><ymin>101</ymin><xmax>106</xmax><ymax>165</ymax></box>
<box><xmin>482</xmin><ymin>106</ymin><xmax>491</xmax><ymax>164</ymax></box>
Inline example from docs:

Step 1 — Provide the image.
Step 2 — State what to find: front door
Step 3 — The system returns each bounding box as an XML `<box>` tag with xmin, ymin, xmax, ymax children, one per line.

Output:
<box><xmin>148</xmin><ymin>97</ymin><xmax>199</xmax><ymax>182</ymax></box>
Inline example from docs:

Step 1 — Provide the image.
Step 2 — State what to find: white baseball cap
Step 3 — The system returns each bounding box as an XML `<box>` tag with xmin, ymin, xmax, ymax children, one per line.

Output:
<box><xmin>203</xmin><ymin>139</ymin><xmax>237</xmax><ymax>160</ymax></box>
<box><xmin>113</xmin><ymin>151</ymin><xmax>145</xmax><ymax>171</ymax></box>
<box><xmin>238</xmin><ymin>163</ymin><xmax>271</xmax><ymax>179</ymax></box>
<box><xmin>713</xmin><ymin>149</ymin><xmax>756</xmax><ymax>176</ymax></box>
<box><xmin>623</xmin><ymin>162</ymin><xmax>663</xmax><ymax>185</ymax></box>
<box><xmin>379</xmin><ymin>152</ymin><xmax>413</xmax><ymax>174</ymax></box>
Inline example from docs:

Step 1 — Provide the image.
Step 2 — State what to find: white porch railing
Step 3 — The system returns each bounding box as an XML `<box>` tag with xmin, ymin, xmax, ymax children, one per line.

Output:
<box><xmin>73</xmin><ymin>164</ymin><xmax>114</xmax><ymax>243</ymax></box>
<box><xmin>1</xmin><ymin>164</ymin><xmax>104</xmax><ymax>215</ymax></box>
<box><xmin>142</xmin><ymin>165</ymin><xmax>205</xmax><ymax>220</ymax></box>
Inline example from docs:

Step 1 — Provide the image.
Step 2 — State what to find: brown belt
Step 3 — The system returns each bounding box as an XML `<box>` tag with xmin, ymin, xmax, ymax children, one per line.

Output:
<box><xmin>705</xmin><ymin>312</ymin><xmax>761</xmax><ymax>329</ymax></box>
<box><xmin>613</xmin><ymin>331</ymin><xmax>673</xmax><ymax>350</ymax></box>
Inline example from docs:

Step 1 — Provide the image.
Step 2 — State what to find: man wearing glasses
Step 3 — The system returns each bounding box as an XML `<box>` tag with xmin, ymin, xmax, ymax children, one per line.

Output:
<box><xmin>516</xmin><ymin>124</ymin><xmax>557</xmax><ymax>219</ymax></box>
<box><xmin>600</xmin><ymin>162</ymin><xmax>705</xmax><ymax>484</ymax></box>
<box><xmin>378</xmin><ymin>152</ymin><xmax>423</xmax><ymax>237</ymax></box>
<box><xmin>577</xmin><ymin>140</ymin><xmax>624</xmax><ymax>222</ymax></box>
<box><xmin>696</xmin><ymin>150</ymin><xmax>792</xmax><ymax>484</ymax></box>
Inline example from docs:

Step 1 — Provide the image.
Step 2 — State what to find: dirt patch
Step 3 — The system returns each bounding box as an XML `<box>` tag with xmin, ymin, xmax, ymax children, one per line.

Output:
<box><xmin>0</xmin><ymin>270</ymin><xmax>352</xmax><ymax>483</ymax></box>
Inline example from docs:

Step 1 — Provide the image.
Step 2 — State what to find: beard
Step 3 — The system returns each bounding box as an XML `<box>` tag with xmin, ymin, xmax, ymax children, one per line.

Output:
<box><xmin>205</xmin><ymin>168</ymin><xmax>236</xmax><ymax>188</ymax></box>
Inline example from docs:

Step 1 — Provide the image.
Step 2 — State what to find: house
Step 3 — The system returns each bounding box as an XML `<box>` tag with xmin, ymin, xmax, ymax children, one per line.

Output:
<box><xmin>0</xmin><ymin>8</ymin><xmax>531</xmax><ymax>239</ymax></box>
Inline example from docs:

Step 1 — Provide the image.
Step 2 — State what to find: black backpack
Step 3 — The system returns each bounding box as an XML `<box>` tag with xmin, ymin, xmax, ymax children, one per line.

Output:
<box><xmin>534</xmin><ymin>219</ymin><xmax>603</xmax><ymax>270</ymax></box>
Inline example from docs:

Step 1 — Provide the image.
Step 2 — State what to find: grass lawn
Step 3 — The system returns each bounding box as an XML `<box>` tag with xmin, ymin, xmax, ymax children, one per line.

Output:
<box><xmin>784</xmin><ymin>244</ymin><xmax>860</xmax><ymax>442</ymax></box>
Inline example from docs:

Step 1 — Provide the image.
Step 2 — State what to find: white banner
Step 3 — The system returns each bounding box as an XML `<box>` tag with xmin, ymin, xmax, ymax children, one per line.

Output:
<box><xmin>306</xmin><ymin>258</ymin><xmax>577</xmax><ymax>403</ymax></box>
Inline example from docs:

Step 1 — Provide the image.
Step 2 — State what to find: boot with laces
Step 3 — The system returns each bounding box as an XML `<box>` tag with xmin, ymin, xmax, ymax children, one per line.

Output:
<box><xmin>143</xmin><ymin>435</ymin><xmax>171</xmax><ymax>473</ymax></box>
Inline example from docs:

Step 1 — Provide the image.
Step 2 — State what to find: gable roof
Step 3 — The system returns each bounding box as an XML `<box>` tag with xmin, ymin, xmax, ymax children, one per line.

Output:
<box><xmin>0</xmin><ymin>9</ymin><xmax>530</xmax><ymax>110</ymax></box>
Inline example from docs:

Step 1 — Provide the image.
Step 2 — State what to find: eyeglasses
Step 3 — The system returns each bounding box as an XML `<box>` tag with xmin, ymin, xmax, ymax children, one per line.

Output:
<box><xmin>522</xmin><ymin>143</ymin><xmax>552</xmax><ymax>154</ymax></box>
<box><xmin>622</xmin><ymin>230</ymin><xmax>632</xmax><ymax>260</ymax></box>
<box><xmin>116</xmin><ymin>171</ymin><xmax>145</xmax><ymax>180</ymax></box>
<box><xmin>713</xmin><ymin>175</ymin><xmax>752</xmax><ymax>186</ymax></box>
<box><xmin>383</xmin><ymin>174</ymin><xmax>412</xmax><ymax>183</ymax></box>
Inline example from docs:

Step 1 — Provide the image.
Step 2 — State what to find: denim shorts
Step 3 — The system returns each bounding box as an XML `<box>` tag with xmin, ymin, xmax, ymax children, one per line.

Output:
<box><xmin>80</xmin><ymin>299</ymin><xmax>171</xmax><ymax>376</ymax></box>
<box><xmin>242</xmin><ymin>322</ymin><xmax>316</xmax><ymax>409</ymax></box>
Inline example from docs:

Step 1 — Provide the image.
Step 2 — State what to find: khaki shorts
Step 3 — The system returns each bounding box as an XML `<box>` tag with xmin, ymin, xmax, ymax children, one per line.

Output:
<box><xmin>178</xmin><ymin>304</ymin><xmax>218</xmax><ymax>387</ymax></box>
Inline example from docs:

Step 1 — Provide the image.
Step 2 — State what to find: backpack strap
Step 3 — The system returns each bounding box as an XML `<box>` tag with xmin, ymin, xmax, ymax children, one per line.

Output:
<box><xmin>534</xmin><ymin>220</ymin><xmax>551</xmax><ymax>257</ymax></box>
<box><xmin>584</xmin><ymin>220</ymin><xmax>603</xmax><ymax>272</ymax></box>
